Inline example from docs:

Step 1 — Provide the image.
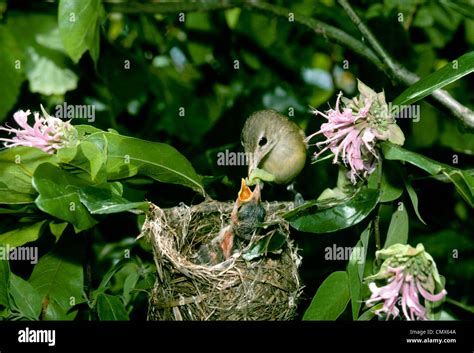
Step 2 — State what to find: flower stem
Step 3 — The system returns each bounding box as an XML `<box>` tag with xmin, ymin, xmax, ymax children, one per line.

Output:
<box><xmin>446</xmin><ymin>297</ymin><xmax>474</xmax><ymax>314</ymax></box>
<box><xmin>374</xmin><ymin>206</ymin><xmax>381</xmax><ymax>266</ymax></box>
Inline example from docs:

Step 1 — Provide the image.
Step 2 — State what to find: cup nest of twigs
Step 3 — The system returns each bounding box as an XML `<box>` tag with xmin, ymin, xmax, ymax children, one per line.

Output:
<box><xmin>143</xmin><ymin>200</ymin><xmax>303</xmax><ymax>320</ymax></box>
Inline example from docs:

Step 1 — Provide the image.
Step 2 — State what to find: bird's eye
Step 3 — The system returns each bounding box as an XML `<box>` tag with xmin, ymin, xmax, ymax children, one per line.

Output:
<box><xmin>258</xmin><ymin>136</ymin><xmax>267</xmax><ymax>147</ymax></box>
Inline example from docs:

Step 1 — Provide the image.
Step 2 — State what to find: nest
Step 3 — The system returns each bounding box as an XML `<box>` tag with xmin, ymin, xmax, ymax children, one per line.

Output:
<box><xmin>143</xmin><ymin>200</ymin><xmax>303</xmax><ymax>321</ymax></box>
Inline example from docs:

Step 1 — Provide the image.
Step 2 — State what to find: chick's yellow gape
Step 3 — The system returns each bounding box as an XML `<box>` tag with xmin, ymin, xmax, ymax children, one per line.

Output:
<box><xmin>241</xmin><ymin>110</ymin><xmax>307</xmax><ymax>185</ymax></box>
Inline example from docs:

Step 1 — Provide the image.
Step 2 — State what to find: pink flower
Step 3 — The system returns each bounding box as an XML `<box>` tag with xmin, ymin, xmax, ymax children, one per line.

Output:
<box><xmin>306</xmin><ymin>93</ymin><xmax>377</xmax><ymax>183</ymax></box>
<box><xmin>0</xmin><ymin>107</ymin><xmax>77</xmax><ymax>154</ymax></box>
<box><xmin>366</xmin><ymin>244</ymin><xmax>447</xmax><ymax>321</ymax></box>
<box><xmin>306</xmin><ymin>80</ymin><xmax>405</xmax><ymax>184</ymax></box>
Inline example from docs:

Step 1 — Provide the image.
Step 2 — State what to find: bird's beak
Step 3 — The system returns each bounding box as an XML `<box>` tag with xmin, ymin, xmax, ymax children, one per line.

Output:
<box><xmin>238</xmin><ymin>178</ymin><xmax>253</xmax><ymax>202</ymax></box>
<box><xmin>232</xmin><ymin>178</ymin><xmax>258</xmax><ymax>224</ymax></box>
<box><xmin>247</xmin><ymin>140</ymin><xmax>277</xmax><ymax>179</ymax></box>
<box><xmin>253</xmin><ymin>181</ymin><xmax>262</xmax><ymax>203</ymax></box>
<box><xmin>238</xmin><ymin>178</ymin><xmax>261</xmax><ymax>204</ymax></box>
<box><xmin>247</xmin><ymin>152</ymin><xmax>260</xmax><ymax>180</ymax></box>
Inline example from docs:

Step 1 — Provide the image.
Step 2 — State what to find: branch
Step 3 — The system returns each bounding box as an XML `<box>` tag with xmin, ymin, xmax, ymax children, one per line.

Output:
<box><xmin>242</xmin><ymin>1</ymin><xmax>387</xmax><ymax>75</ymax></box>
<box><xmin>103</xmin><ymin>0</ymin><xmax>474</xmax><ymax>129</ymax></box>
<box><xmin>103</xmin><ymin>0</ymin><xmax>235</xmax><ymax>14</ymax></box>
<box><xmin>374</xmin><ymin>214</ymin><xmax>381</xmax><ymax>265</ymax></box>
<box><xmin>338</xmin><ymin>0</ymin><xmax>403</xmax><ymax>79</ymax></box>
<box><xmin>338</xmin><ymin>0</ymin><xmax>474</xmax><ymax>129</ymax></box>
<box><xmin>446</xmin><ymin>297</ymin><xmax>474</xmax><ymax>314</ymax></box>
<box><xmin>103</xmin><ymin>0</ymin><xmax>388</xmax><ymax>75</ymax></box>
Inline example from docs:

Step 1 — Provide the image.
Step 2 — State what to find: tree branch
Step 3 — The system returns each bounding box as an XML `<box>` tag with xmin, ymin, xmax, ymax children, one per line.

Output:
<box><xmin>338</xmin><ymin>0</ymin><xmax>474</xmax><ymax>129</ymax></box>
<box><xmin>103</xmin><ymin>0</ymin><xmax>474</xmax><ymax>129</ymax></box>
<box><xmin>103</xmin><ymin>0</ymin><xmax>235</xmax><ymax>14</ymax></box>
<box><xmin>241</xmin><ymin>1</ymin><xmax>388</xmax><ymax>75</ymax></box>
<box><xmin>103</xmin><ymin>0</ymin><xmax>388</xmax><ymax>75</ymax></box>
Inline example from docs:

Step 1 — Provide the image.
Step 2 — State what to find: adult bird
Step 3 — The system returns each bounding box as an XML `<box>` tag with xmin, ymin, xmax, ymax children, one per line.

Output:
<box><xmin>241</xmin><ymin>109</ymin><xmax>307</xmax><ymax>187</ymax></box>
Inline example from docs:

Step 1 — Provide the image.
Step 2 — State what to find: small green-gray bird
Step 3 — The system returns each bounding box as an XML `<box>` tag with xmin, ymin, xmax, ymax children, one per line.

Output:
<box><xmin>241</xmin><ymin>109</ymin><xmax>307</xmax><ymax>186</ymax></box>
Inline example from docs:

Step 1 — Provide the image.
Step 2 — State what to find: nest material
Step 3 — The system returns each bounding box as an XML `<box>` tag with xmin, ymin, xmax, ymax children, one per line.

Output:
<box><xmin>143</xmin><ymin>200</ymin><xmax>303</xmax><ymax>321</ymax></box>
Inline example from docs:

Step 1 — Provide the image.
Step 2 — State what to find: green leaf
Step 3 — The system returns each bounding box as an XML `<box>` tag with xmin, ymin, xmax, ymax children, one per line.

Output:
<box><xmin>78</xmin><ymin>185</ymin><xmax>148</xmax><ymax>214</ymax></box>
<box><xmin>303</xmin><ymin>271</ymin><xmax>350</xmax><ymax>320</ymax></box>
<box><xmin>86</xmin><ymin>132</ymin><xmax>205</xmax><ymax>195</ymax></box>
<box><xmin>288</xmin><ymin>188</ymin><xmax>380</xmax><ymax>233</ymax></box>
<box><xmin>58</xmin><ymin>0</ymin><xmax>103</xmax><ymax>64</ymax></box>
<box><xmin>49</xmin><ymin>221</ymin><xmax>68</xmax><ymax>242</ymax></box>
<box><xmin>0</xmin><ymin>221</ymin><xmax>47</xmax><ymax>248</ymax></box>
<box><xmin>224</xmin><ymin>8</ymin><xmax>241</xmax><ymax>29</ymax></box>
<box><xmin>241</xmin><ymin>50</ymin><xmax>261</xmax><ymax>70</ymax></box>
<box><xmin>413</xmin><ymin>6</ymin><xmax>434</xmax><ymax>27</ymax></box>
<box><xmin>385</xmin><ymin>143</ymin><xmax>474</xmax><ymax>208</ymax></box>
<box><xmin>0</xmin><ymin>309</ymin><xmax>11</xmax><ymax>320</ymax></box>
<box><xmin>0</xmin><ymin>259</ymin><xmax>10</xmax><ymax>308</ymax></box>
<box><xmin>411</xmin><ymin>102</ymin><xmax>438</xmax><ymax>148</ymax></box>
<box><xmin>96</xmin><ymin>293</ymin><xmax>129</xmax><ymax>320</ymax></box>
<box><xmin>380</xmin><ymin>172</ymin><xmax>403</xmax><ymax>202</ymax></box>
<box><xmin>28</xmin><ymin>235</ymin><xmax>84</xmax><ymax>320</ymax></box>
<box><xmin>10</xmin><ymin>273</ymin><xmax>42</xmax><ymax>319</ymax></box>
<box><xmin>26</xmin><ymin>46</ymin><xmax>78</xmax><ymax>95</ymax></box>
<box><xmin>440</xmin><ymin>121</ymin><xmax>474</xmax><ymax>155</ymax></box>
<box><xmin>357</xmin><ymin>309</ymin><xmax>376</xmax><ymax>321</ymax></box>
<box><xmin>368</xmin><ymin>162</ymin><xmax>403</xmax><ymax>203</ymax></box>
<box><xmin>381</xmin><ymin>141</ymin><xmax>444</xmax><ymax>175</ymax></box>
<box><xmin>442</xmin><ymin>169</ymin><xmax>474</xmax><ymax>208</ymax></box>
<box><xmin>4</xmin><ymin>12</ymin><xmax>79</xmax><ymax>97</ymax></box>
<box><xmin>249</xmin><ymin>14</ymin><xmax>277</xmax><ymax>48</ymax></box>
<box><xmin>403</xmin><ymin>177</ymin><xmax>427</xmax><ymax>225</ymax></box>
<box><xmin>0</xmin><ymin>147</ymin><xmax>59</xmax><ymax>204</ymax></box>
<box><xmin>357</xmin><ymin>79</ymin><xmax>377</xmax><ymax>99</ymax></box>
<box><xmin>135</xmin><ymin>268</ymin><xmax>156</xmax><ymax>292</ymax></box>
<box><xmin>96</xmin><ymin>258</ymin><xmax>133</xmax><ymax>294</ymax></box>
<box><xmin>439</xmin><ymin>0</ymin><xmax>474</xmax><ymax>21</ymax></box>
<box><xmin>75</xmin><ymin>124</ymin><xmax>105</xmax><ymax>137</ymax></box>
<box><xmin>187</xmin><ymin>42</ymin><xmax>212</xmax><ymax>65</ymax></box>
<box><xmin>123</xmin><ymin>271</ymin><xmax>140</xmax><ymax>305</ymax></box>
<box><xmin>384</xmin><ymin>203</ymin><xmax>409</xmax><ymax>248</ymax></box>
<box><xmin>242</xmin><ymin>231</ymin><xmax>287</xmax><ymax>261</ymax></box>
<box><xmin>347</xmin><ymin>223</ymin><xmax>370</xmax><ymax>320</ymax></box>
<box><xmin>0</xmin><ymin>26</ymin><xmax>25</xmax><ymax>122</ymax></box>
<box><xmin>36</xmin><ymin>27</ymin><xmax>68</xmax><ymax>53</ymax></box>
<box><xmin>185</xmin><ymin>12</ymin><xmax>212</xmax><ymax>31</ymax></box>
<box><xmin>393</xmin><ymin>51</ymin><xmax>474</xmax><ymax>106</ymax></box>
<box><xmin>32</xmin><ymin>163</ymin><xmax>97</xmax><ymax>231</ymax></box>
<box><xmin>0</xmin><ymin>206</ymin><xmax>33</xmax><ymax>214</ymax></box>
<box><xmin>58</xmin><ymin>140</ymin><xmax>107</xmax><ymax>183</ymax></box>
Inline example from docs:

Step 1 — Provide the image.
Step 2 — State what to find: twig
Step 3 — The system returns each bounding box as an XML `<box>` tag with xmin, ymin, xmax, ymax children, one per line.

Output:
<box><xmin>102</xmin><ymin>0</ymin><xmax>474</xmax><ymax>129</ymax></box>
<box><xmin>103</xmin><ymin>0</ymin><xmax>235</xmax><ymax>14</ymax></box>
<box><xmin>102</xmin><ymin>0</ymin><xmax>387</xmax><ymax>75</ymax></box>
<box><xmin>84</xmin><ymin>229</ymin><xmax>96</xmax><ymax>319</ymax></box>
<box><xmin>446</xmin><ymin>297</ymin><xmax>474</xmax><ymax>314</ymax></box>
<box><xmin>374</xmin><ymin>212</ymin><xmax>381</xmax><ymax>267</ymax></box>
<box><xmin>242</xmin><ymin>1</ymin><xmax>387</xmax><ymax>75</ymax></box>
<box><xmin>338</xmin><ymin>0</ymin><xmax>474</xmax><ymax>129</ymax></box>
<box><xmin>337</xmin><ymin>0</ymin><xmax>401</xmax><ymax>78</ymax></box>
<box><xmin>431</xmin><ymin>89</ymin><xmax>474</xmax><ymax>129</ymax></box>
